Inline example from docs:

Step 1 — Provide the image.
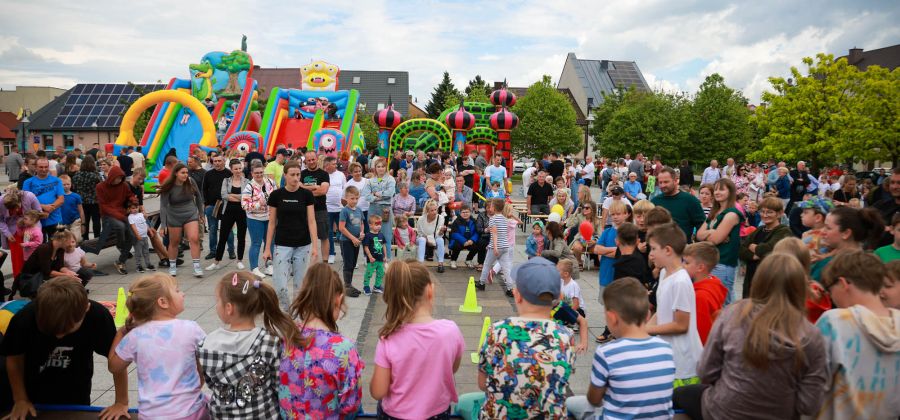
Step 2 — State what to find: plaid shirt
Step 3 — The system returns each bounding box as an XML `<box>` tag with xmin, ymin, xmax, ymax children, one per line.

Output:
<box><xmin>198</xmin><ymin>328</ymin><xmax>283</xmax><ymax>420</ymax></box>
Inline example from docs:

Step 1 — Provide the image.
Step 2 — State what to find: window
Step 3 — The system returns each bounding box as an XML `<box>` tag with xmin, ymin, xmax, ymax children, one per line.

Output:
<box><xmin>377</xmin><ymin>103</ymin><xmax>385</xmax><ymax>111</ymax></box>
<box><xmin>3</xmin><ymin>142</ymin><xmax>11</xmax><ymax>156</ymax></box>
<box><xmin>387</xmin><ymin>77</ymin><xmax>396</xmax><ymax>85</ymax></box>
<box><xmin>63</xmin><ymin>134</ymin><xmax>75</xmax><ymax>150</ymax></box>
<box><xmin>43</xmin><ymin>134</ymin><xmax>55</xmax><ymax>151</ymax></box>
<box><xmin>352</xmin><ymin>76</ymin><xmax>361</xmax><ymax>84</ymax></box>
<box><xmin>587</xmin><ymin>97</ymin><xmax>594</xmax><ymax>108</ymax></box>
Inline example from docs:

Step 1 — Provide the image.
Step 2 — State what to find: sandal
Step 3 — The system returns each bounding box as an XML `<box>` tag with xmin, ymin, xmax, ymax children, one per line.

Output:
<box><xmin>595</xmin><ymin>332</ymin><xmax>614</xmax><ymax>344</ymax></box>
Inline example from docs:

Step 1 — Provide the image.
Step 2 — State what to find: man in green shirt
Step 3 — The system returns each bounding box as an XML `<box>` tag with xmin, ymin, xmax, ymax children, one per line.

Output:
<box><xmin>651</xmin><ymin>167</ymin><xmax>705</xmax><ymax>242</ymax></box>
<box><xmin>265</xmin><ymin>149</ymin><xmax>287</xmax><ymax>186</ymax></box>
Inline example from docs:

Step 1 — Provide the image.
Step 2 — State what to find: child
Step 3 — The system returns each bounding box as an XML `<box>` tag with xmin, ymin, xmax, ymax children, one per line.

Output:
<box><xmin>613</xmin><ymin>223</ymin><xmax>653</xmax><ymax>289</ymax></box>
<box><xmin>593</xmin><ymin>200</ymin><xmax>629</xmax><ymax>291</ymax></box>
<box><xmin>199</xmin><ymin>271</ymin><xmax>304</xmax><ymax>419</ymax></box>
<box><xmin>392</xmin><ymin>215</ymin><xmax>417</xmax><ymax>261</ymax></box>
<box><xmin>874</xmin><ymin>213</ymin><xmax>900</xmax><ymax>263</ymax></box>
<box><xmin>682</xmin><ymin>242</ymin><xmax>727</xmax><ymax>345</ymax></box>
<box><xmin>61</xmin><ymin>231</ymin><xmax>97</xmax><ymax>287</ymax></box>
<box><xmin>525</xmin><ymin>220</ymin><xmax>545</xmax><ymax>259</ymax></box>
<box><xmin>557</xmin><ymin>258</ymin><xmax>584</xmax><ymax>318</ymax></box>
<box><xmin>798</xmin><ymin>197</ymin><xmax>834</xmax><ymax>261</ymax></box>
<box><xmin>16</xmin><ymin>210</ymin><xmax>43</xmax><ymax>262</ymax></box>
<box><xmin>58</xmin><ymin>174</ymin><xmax>84</xmax><ymax>242</ymax></box>
<box><xmin>773</xmin><ymin>238</ymin><xmax>833</xmax><ymax>323</ymax></box>
<box><xmin>338</xmin><ymin>186</ymin><xmax>365</xmax><ymax>294</ymax></box>
<box><xmin>566</xmin><ymin>277</ymin><xmax>676</xmax><ymax>420</ymax></box>
<box><xmin>645</xmin><ymin>223</ymin><xmax>703</xmax><ymax>386</ymax></box>
<box><xmin>553</xmin><ymin>259</ymin><xmax>589</xmax><ymax>353</ymax></box>
<box><xmin>0</xmin><ymin>278</ymin><xmax>129</xmax><ymax>418</ymax></box>
<box><xmin>883</xmin><ymin>260</ymin><xmax>900</xmax><ymax>309</ymax></box>
<box><xmin>476</xmin><ymin>199</ymin><xmax>513</xmax><ymax>295</ymax></box>
<box><xmin>813</xmin><ymin>251</ymin><xmax>899</xmax><ymax>419</ymax></box>
<box><xmin>463</xmin><ymin>257</ymin><xmax>576</xmax><ymax>418</ymax></box>
<box><xmin>127</xmin><ymin>202</ymin><xmax>154</xmax><ymax>273</ymax></box>
<box><xmin>363</xmin><ymin>214</ymin><xmax>388</xmax><ymax>295</ymax></box>
<box><xmin>632</xmin><ymin>199</ymin><xmax>655</xmax><ymax>256</ymax></box>
<box><xmin>370</xmin><ymin>260</ymin><xmax>465</xmax><ymax>418</ymax></box>
<box><xmin>448</xmin><ymin>205</ymin><xmax>479</xmax><ymax>269</ymax></box>
<box><xmin>486</xmin><ymin>181</ymin><xmax>505</xmax><ymax>199</ymax></box>
<box><xmin>279</xmin><ymin>263</ymin><xmax>363</xmax><ymax>418</ymax></box>
<box><xmin>109</xmin><ymin>273</ymin><xmax>207</xmax><ymax>419</ymax></box>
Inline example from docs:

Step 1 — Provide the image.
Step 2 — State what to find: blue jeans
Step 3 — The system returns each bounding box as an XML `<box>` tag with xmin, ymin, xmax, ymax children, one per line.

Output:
<box><xmin>711</xmin><ymin>263</ymin><xmax>737</xmax><ymax>305</ymax></box>
<box><xmin>246</xmin><ymin>218</ymin><xmax>271</xmax><ymax>270</ymax></box>
<box><xmin>328</xmin><ymin>211</ymin><xmax>341</xmax><ymax>256</ymax></box>
<box><xmin>273</xmin><ymin>244</ymin><xmax>311</xmax><ymax>311</ymax></box>
<box><xmin>416</xmin><ymin>236</ymin><xmax>445</xmax><ymax>263</ymax></box>
<box><xmin>204</xmin><ymin>205</ymin><xmax>233</xmax><ymax>255</ymax></box>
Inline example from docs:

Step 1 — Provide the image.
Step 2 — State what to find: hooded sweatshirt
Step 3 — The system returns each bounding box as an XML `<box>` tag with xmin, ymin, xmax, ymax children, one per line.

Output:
<box><xmin>96</xmin><ymin>166</ymin><xmax>135</xmax><ymax>221</ymax></box>
<box><xmin>694</xmin><ymin>275</ymin><xmax>728</xmax><ymax>345</ymax></box>
<box><xmin>813</xmin><ymin>306</ymin><xmax>900</xmax><ymax>420</ymax></box>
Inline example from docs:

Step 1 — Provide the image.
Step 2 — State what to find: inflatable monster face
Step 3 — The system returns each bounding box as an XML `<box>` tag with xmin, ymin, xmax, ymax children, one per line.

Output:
<box><xmin>224</xmin><ymin>131</ymin><xmax>261</xmax><ymax>155</ymax></box>
<box><xmin>313</xmin><ymin>128</ymin><xmax>345</xmax><ymax>157</ymax></box>
<box><xmin>300</xmin><ymin>60</ymin><xmax>339</xmax><ymax>91</ymax></box>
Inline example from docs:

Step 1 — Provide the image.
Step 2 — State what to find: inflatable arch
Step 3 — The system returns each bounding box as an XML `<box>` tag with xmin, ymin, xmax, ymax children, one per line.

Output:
<box><xmin>388</xmin><ymin>119</ymin><xmax>452</xmax><ymax>156</ymax></box>
<box><xmin>116</xmin><ymin>90</ymin><xmax>217</xmax><ymax>148</ymax></box>
<box><xmin>467</xmin><ymin>126</ymin><xmax>498</xmax><ymax>145</ymax></box>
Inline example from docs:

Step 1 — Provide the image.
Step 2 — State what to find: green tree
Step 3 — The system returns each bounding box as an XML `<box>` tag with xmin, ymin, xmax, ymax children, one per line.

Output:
<box><xmin>840</xmin><ymin>65</ymin><xmax>900</xmax><ymax>167</ymax></box>
<box><xmin>357</xmin><ymin>109</ymin><xmax>380</xmax><ymax>150</ymax></box>
<box><xmin>425</xmin><ymin>71</ymin><xmax>461</xmax><ymax>118</ymax></box>
<box><xmin>121</xmin><ymin>82</ymin><xmax>154</xmax><ymax>141</ymax></box>
<box><xmin>465</xmin><ymin>75</ymin><xmax>491</xmax><ymax>103</ymax></box>
<box><xmin>591</xmin><ymin>89</ymin><xmax>693</xmax><ymax>162</ymax></box>
<box><xmin>215</xmin><ymin>50</ymin><xmax>252</xmax><ymax>95</ymax></box>
<box><xmin>441</xmin><ymin>91</ymin><xmax>465</xmax><ymax>113</ymax></box>
<box><xmin>751</xmin><ymin>54</ymin><xmax>864</xmax><ymax>169</ymax></box>
<box><xmin>511</xmin><ymin>75</ymin><xmax>583</xmax><ymax>158</ymax></box>
<box><xmin>689</xmin><ymin>73</ymin><xmax>752</xmax><ymax>163</ymax></box>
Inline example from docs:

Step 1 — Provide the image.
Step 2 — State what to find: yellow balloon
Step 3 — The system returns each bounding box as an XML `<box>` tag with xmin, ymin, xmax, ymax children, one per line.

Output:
<box><xmin>551</xmin><ymin>204</ymin><xmax>565</xmax><ymax>217</ymax></box>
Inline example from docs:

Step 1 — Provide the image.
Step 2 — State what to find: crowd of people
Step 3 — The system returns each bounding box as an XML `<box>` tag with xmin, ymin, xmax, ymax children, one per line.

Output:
<box><xmin>0</xmin><ymin>142</ymin><xmax>897</xmax><ymax>419</ymax></box>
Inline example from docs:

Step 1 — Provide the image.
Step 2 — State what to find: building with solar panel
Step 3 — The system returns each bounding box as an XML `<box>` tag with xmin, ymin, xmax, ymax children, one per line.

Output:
<box><xmin>558</xmin><ymin>52</ymin><xmax>651</xmax><ymax>157</ymax></box>
<box><xmin>14</xmin><ymin>83</ymin><xmax>164</xmax><ymax>153</ymax></box>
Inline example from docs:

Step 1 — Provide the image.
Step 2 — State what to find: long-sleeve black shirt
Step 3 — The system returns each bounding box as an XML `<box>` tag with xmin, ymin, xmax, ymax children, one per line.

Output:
<box><xmin>202</xmin><ymin>168</ymin><xmax>230</xmax><ymax>206</ymax></box>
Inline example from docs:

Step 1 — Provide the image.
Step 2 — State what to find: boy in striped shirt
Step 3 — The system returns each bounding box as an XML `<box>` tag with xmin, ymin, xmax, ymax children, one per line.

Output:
<box><xmin>476</xmin><ymin>199</ymin><xmax>514</xmax><ymax>296</ymax></box>
<box><xmin>567</xmin><ymin>277</ymin><xmax>675</xmax><ymax>419</ymax></box>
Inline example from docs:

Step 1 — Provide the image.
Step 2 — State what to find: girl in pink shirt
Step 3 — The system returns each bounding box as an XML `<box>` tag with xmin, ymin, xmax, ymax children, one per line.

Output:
<box><xmin>370</xmin><ymin>260</ymin><xmax>465</xmax><ymax>419</ymax></box>
<box><xmin>16</xmin><ymin>210</ymin><xmax>44</xmax><ymax>261</ymax></box>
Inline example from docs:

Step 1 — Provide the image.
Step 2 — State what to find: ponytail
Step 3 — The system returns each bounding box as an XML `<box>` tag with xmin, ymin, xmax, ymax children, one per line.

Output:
<box><xmin>218</xmin><ymin>271</ymin><xmax>305</xmax><ymax>348</ymax></box>
<box><xmin>380</xmin><ymin>260</ymin><xmax>432</xmax><ymax>338</ymax></box>
<box><xmin>831</xmin><ymin>207</ymin><xmax>885</xmax><ymax>249</ymax></box>
<box><xmin>255</xmin><ymin>282</ymin><xmax>305</xmax><ymax>349</ymax></box>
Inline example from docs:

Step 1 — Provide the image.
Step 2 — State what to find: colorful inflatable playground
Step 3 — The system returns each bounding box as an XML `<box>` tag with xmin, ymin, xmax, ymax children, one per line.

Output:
<box><xmin>113</xmin><ymin>41</ymin><xmax>520</xmax><ymax>185</ymax></box>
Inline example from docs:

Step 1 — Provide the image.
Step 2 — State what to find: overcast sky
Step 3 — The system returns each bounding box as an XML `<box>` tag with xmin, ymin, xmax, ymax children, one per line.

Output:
<box><xmin>1</xmin><ymin>0</ymin><xmax>897</xmax><ymax>106</ymax></box>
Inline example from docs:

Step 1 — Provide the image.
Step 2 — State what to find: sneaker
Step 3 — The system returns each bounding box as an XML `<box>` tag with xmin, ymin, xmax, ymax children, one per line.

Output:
<box><xmin>363</xmin><ymin>286</ymin><xmax>372</xmax><ymax>295</ymax></box>
<box><xmin>206</xmin><ymin>262</ymin><xmax>220</xmax><ymax>271</ymax></box>
<box><xmin>345</xmin><ymin>285</ymin><xmax>361</xmax><ymax>297</ymax></box>
<box><xmin>465</xmin><ymin>260</ymin><xmax>474</xmax><ymax>269</ymax></box>
<box><xmin>475</xmin><ymin>282</ymin><xmax>486</xmax><ymax>291</ymax></box>
<box><xmin>193</xmin><ymin>267</ymin><xmax>204</xmax><ymax>278</ymax></box>
<box><xmin>437</xmin><ymin>264</ymin><xmax>445</xmax><ymax>273</ymax></box>
<box><xmin>251</xmin><ymin>267</ymin><xmax>266</xmax><ymax>278</ymax></box>
<box><xmin>265</xmin><ymin>265</ymin><xmax>273</xmax><ymax>275</ymax></box>
<box><xmin>145</xmin><ymin>264</ymin><xmax>156</xmax><ymax>271</ymax></box>
<box><xmin>373</xmin><ymin>286</ymin><xmax>384</xmax><ymax>294</ymax></box>
<box><xmin>137</xmin><ymin>265</ymin><xmax>145</xmax><ymax>273</ymax></box>
<box><xmin>328</xmin><ymin>255</ymin><xmax>335</xmax><ymax>264</ymax></box>
<box><xmin>204</xmin><ymin>252</ymin><xmax>216</xmax><ymax>260</ymax></box>
<box><xmin>169</xmin><ymin>265</ymin><xmax>177</xmax><ymax>276</ymax></box>
<box><xmin>159</xmin><ymin>259</ymin><xmax>170</xmax><ymax>267</ymax></box>
<box><xmin>505</xmin><ymin>289</ymin><xmax>514</xmax><ymax>298</ymax></box>
<box><xmin>236</xmin><ymin>262</ymin><xmax>245</xmax><ymax>270</ymax></box>
<box><xmin>450</xmin><ymin>261</ymin><xmax>457</xmax><ymax>270</ymax></box>
<box><xmin>229</xmin><ymin>252</ymin><xmax>237</xmax><ymax>260</ymax></box>
<box><xmin>114</xmin><ymin>262</ymin><xmax>127</xmax><ymax>275</ymax></box>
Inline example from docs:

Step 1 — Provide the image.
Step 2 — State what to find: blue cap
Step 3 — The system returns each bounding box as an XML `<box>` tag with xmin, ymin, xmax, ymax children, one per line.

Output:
<box><xmin>510</xmin><ymin>257</ymin><xmax>560</xmax><ymax>306</ymax></box>
<box><xmin>797</xmin><ymin>198</ymin><xmax>835</xmax><ymax>215</ymax></box>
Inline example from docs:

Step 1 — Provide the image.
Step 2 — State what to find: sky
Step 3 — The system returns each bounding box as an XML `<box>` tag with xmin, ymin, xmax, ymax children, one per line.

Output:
<box><xmin>1</xmin><ymin>0</ymin><xmax>898</xmax><ymax>107</ymax></box>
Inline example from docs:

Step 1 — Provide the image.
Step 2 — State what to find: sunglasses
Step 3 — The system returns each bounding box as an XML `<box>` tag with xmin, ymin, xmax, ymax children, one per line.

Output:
<box><xmin>582</xmin><ymin>206</ymin><xmax>592</xmax><ymax>210</ymax></box>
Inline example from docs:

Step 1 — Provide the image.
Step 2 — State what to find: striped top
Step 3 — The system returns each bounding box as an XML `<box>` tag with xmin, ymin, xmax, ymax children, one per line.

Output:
<box><xmin>592</xmin><ymin>336</ymin><xmax>675</xmax><ymax>419</ymax></box>
<box><xmin>489</xmin><ymin>214</ymin><xmax>510</xmax><ymax>249</ymax></box>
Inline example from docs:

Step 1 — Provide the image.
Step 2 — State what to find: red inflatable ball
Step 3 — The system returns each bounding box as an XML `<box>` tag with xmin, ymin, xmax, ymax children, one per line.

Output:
<box><xmin>579</xmin><ymin>221</ymin><xmax>594</xmax><ymax>241</ymax></box>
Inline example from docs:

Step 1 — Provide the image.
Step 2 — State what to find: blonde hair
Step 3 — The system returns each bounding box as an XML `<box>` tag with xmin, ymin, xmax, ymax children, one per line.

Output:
<box><xmin>344</xmin><ymin>185</ymin><xmax>359</xmax><ymax>198</ymax></box>
<box><xmin>632</xmin><ymin>199</ymin><xmax>655</xmax><ymax>216</ymax></box>
<box><xmin>380</xmin><ymin>260</ymin><xmax>433</xmax><ymax>338</ymax></box>
<box><xmin>218</xmin><ymin>271</ymin><xmax>304</xmax><ymax>349</ymax></box>
<box><xmin>772</xmin><ymin>238</ymin><xmax>810</xmax><ymax>272</ymax></box>
<box><xmin>557</xmin><ymin>259</ymin><xmax>574</xmax><ymax>275</ymax></box>
<box><xmin>608</xmin><ymin>200</ymin><xmax>628</xmax><ymax>215</ymax></box>
<box><xmin>125</xmin><ymin>273</ymin><xmax>178</xmax><ymax>332</ymax></box>
<box><xmin>683</xmin><ymin>242</ymin><xmax>719</xmax><ymax>269</ymax></box>
<box><xmin>290</xmin><ymin>263</ymin><xmax>346</xmax><ymax>334</ymax></box>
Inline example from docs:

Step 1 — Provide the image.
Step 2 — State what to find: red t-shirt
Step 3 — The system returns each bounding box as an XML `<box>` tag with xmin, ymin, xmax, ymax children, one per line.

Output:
<box><xmin>157</xmin><ymin>167</ymin><xmax>171</xmax><ymax>185</ymax></box>
<box><xmin>694</xmin><ymin>275</ymin><xmax>728</xmax><ymax>345</ymax></box>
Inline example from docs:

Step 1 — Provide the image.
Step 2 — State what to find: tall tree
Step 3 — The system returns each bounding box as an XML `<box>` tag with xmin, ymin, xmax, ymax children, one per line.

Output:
<box><xmin>751</xmin><ymin>54</ymin><xmax>864</xmax><ymax>169</ymax></box>
<box><xmin>425</xmin><ymin>71</ymin><xmax>461</xmax><ymax>118</ymax></box>
<box><xmin>841</xmin><ymin>65</ymin><xmax>900</xmax><ymax>167</ymax></box>
<box><xmin>511</xmin><ymin>75</ymin><xmax>583</xmax><ymax>158</ymax></box>
<box><xmin>689</xmin><ymin>73</ymin><xmax>752</xmax><ymax>164</ymax></box>
<box><xmin>465</xmin><ymin>75</ymin><xmax>491</xmax><ymax>103</ymax></box>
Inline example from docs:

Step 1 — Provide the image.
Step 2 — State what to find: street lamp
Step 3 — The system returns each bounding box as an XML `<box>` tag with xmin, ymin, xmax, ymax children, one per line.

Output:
<box><xmin>19</xmin><ymin>110</ymin><xmax>30</xmax><ymax>151</ymax></box>
<box><xmin>91</xmin><ymin>120</ymin><xmax>99</xmax><ymax>145</ymax></box>
<box><xmin>584</xmin><ymin>111</ymin><xmax>595</xmax><ymax>160</ymax></box>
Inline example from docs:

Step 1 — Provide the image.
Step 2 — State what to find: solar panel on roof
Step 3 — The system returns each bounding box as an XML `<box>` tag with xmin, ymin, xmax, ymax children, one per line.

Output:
<box><xmin>50</xmin><ymin>83</ymin><xmax>164</xmax><ymax>129</ymax></box>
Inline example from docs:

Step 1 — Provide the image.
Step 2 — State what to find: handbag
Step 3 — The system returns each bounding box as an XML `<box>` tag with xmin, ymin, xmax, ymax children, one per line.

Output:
<box><xmin>13</xmin><ymin>271</ymin><xmax>45</xmax><ymax>299</ymax></box>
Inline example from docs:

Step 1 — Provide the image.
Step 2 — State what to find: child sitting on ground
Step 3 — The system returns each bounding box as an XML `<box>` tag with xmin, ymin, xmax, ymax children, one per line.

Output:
<box><xmin>198</xmin><ymin>271</ymin><xmax>304</xmax><ymax>418</ymax></box>
<box><xmin>279</xmin><ymin>263</ymin><xmax>363</xmax><ymax>418</ymax></box>
<box><xmin>392</xmin><ymin>215</ymin><xmax>417</xmax><ymax>261</ymax></box>
<box><xmin>526</xmin><ymin>221</ymin><xmax>545</xmax><ymax>259</ymax></box>
<box><xmin>109</xmin><ymin>274</ymin><xmax>207</xmax><ymax>419</ymax></box>
<box><xmin>61</xmin><ymin>230</ymin><xmax>97</xmax><ymax>287</ymax></box>
<box><xmin>566</xmin><ymin>277</ymin><xmax>676</xmax><ymax>420</ymax></box>
<box><xmin>370</xmin><ymin>260</ymin><xmax>465</xmax><ymax>419</ymax></box>
<box><xmin>645</xmin><ymin>223</ymin><xmax>704</xmax><ymax>388</ymax></box>
<box><xmin>460</xmin><ymin>257</ymin><xmax>576</xmax><ymax>419</ymax></box>
<box><xmin>682</xmin><ymin>242</ymin><xmax>727</xmax><ymax>345</ymax></box>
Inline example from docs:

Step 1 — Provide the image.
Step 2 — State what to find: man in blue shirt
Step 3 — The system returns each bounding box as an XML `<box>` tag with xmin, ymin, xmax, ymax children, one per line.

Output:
<box><xmin>22</xmin><ymin>157</ymin><xmax>65</xmax><ymax>240</ymax></box>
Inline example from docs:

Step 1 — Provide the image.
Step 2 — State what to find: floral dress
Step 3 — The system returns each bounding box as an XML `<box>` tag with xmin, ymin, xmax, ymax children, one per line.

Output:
<box><xmin>278</xmin><ymin>327</ymin><xmax>363</xmax><ymax>419</ymax></box>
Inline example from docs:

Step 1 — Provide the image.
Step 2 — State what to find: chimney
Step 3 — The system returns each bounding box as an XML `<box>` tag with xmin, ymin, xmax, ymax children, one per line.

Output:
<box><xmin>848</xmin><ymin>47</ymin><xmax>863</xmax><ymax>65</ymax></box>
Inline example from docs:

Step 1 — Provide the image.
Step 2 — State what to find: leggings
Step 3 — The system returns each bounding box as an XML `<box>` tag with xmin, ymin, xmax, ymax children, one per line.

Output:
<box><xmin>672</xmin><ymin>384</ymin><xmax>709</xmax><ymax>420</ymax></box>
<box><xmin>82</xmin><ymin>203</ymin><xmax>101</xmax><ymax>240</ymax></box>
<box><xmin>215</xmin><ymin>209</ymin><xmax>246</xmax><ymax>261</ymax></box>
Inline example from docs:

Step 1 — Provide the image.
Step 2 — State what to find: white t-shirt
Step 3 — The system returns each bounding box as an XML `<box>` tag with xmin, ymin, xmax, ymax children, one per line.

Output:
<box><xmin>602</xmin><ymin>196</ymin><xmax>634</xmax><ymax>210</ymax></box>
<box><xmin>560</xmin><ymin>279</ymin><xmax>583</xmax><ymax>306</ymax></box>
<box><xmin>130</xmin><ymin>151</ymin><xmax>145</xmax><ymax>169</ymax></box>
<box><xmin>345</xmin><ymin>177</ymin><xmax>370</xmax><ymax>212</ymax></box>
<box><xmin>656</xmin><ymin>267</ymin><xmax>703</xmax><ymax>379</ymax></box>
<box><xmin>522</xmin><ymin>167</ymin><xmax>536</xmax><ymax>190</ymax></box>
<box><xmin>326</xmin><ymin>170</ymin><xmax>346</xmax><ymax>213</ymax></box>
<box><xmin>486</xmin><ymin>164</ymin><xmax>507</xmax><ymax>184</ymax></box>
<box><xmin>64</xmin><ymin>247</ymin><xmax>86</xmax><ymax>271</ymax></box>
<box><xmin>128</xmin><ymin>213</ymin><xmax>148</xmax><ymax>239</ymax></box>
<box><xmin>582</xmin><ymin>162</ymin><xmax>595</xmax><ymax>180</ymax></box>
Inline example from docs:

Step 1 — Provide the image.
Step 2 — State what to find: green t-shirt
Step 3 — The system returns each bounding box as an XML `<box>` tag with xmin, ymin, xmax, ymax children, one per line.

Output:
<box><xmin>874</xmin><ymin>244</ymin><xmax>900</xmax><ymax>263</ymax></box>
<box><xmin>651</xmin><ymin>191</ymin><xmax>706</xmax><ymax>241</ymax></box>
<box><xmin>264</xmin><ymin>161</ymin><xmax>284</xmax><ymax>186</ymax></box>
<box><xmin>706</xmin><ymin>207</ymin><xmax>745</xmax><ymax>266</ymax></box>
